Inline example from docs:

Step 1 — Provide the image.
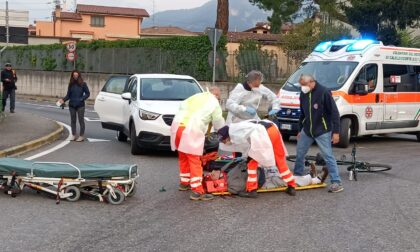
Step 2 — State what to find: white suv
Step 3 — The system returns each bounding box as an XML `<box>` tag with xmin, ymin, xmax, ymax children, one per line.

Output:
<box><xmin>95</xmin><ymin>74</ymin><xmax>203</xmax><ymax>154</ymax></box>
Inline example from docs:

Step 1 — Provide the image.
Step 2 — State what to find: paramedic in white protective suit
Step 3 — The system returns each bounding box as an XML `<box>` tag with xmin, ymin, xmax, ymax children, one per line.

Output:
<box><xmin>225</xmin><ymin>70</ymin><xmax>280</xmax><ymax>125</ymax></box>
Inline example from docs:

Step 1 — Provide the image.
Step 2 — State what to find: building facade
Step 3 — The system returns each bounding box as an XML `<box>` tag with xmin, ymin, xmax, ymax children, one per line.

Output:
<box><xmin>35</xmin><ymin>4</ymin><xmax>149</xmax><ymax>41</ymax></box>
<box><xmin>0</xmin><ymin>9</ymin><xmax>29</xmax><ymax>45</ymax></box>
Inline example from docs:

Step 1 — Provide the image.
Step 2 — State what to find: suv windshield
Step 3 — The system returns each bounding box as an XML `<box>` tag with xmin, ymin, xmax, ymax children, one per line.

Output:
<box><xmin>283</xmin><ymin>61</ymin><xmax>358</xmax><ymax>91</ymax></box>
<box><xmin>140</xmin><ymin>78</ymin><xmax>202</xmax><ymax>100</ymax></box>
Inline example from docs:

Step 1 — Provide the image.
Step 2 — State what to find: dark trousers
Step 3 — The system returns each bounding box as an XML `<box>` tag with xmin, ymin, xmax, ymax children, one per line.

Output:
<box><xmin>2</xmin><ymin>89</ymin><xmax>15</xmax><ymax>112</ymax></box>
<box><xmin>69</xmin><ymin>106</ymin><xmax>85</xmax><ymax>136</ymax></box>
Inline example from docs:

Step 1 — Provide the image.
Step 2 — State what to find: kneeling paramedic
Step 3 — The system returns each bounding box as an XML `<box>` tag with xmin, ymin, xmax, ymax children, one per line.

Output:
<box><xmin>217</xmin><ymin>120</ymin><xmax>296</xmax><ymax>198</ymax></box>
<box><xmin>170</xmin><ymin>87</ymin><xmax>225</xmax><ymax>201</ymax></box>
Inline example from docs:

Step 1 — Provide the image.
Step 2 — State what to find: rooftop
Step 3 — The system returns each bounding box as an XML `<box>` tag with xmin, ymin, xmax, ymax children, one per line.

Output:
<box><xmin>142</xmin><ymin>26</ymin><xmax>197</xmax><ymax>36</ymax></box>
<box><xmin>76</xmin><ymin>4</ymin><xmax>149</xmax><ymax>18</ymax></box>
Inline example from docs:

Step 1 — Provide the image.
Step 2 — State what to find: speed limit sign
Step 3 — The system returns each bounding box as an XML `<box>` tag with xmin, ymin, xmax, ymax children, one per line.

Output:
<box><xmin>66</xmin><ymin>42</ymin><xmax>76</xmax><ymax>52</ymax></box>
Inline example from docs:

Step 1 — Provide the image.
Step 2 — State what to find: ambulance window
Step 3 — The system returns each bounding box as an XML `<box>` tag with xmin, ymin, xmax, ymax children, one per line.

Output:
<box><xmin>354</xmin><ymin>64</ymin><xmax>378</xmax><ymax>92</ymax></box>
<box><xmin>383</xmin><ymin>64</ymin><xmax>416</xmax><ymax>92</ymax></box>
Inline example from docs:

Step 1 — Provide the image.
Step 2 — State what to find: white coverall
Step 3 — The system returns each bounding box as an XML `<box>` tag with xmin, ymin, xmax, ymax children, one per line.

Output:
<box><xmin>225</xmin><ymin>83</ymin><xmax>280</xmax><ymax>125</ymax></box>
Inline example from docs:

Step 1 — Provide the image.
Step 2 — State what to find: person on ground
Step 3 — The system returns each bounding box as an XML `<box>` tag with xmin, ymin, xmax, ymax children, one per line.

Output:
<box><xmin>58</xmin><ymin>70</ymin><xmax>90</xmax><ymax>142</ymax></box>
<box><xmin>293</xmin><ymin>74</ymin><xmax>343</xmax><ymax>193</ymax></box>
<box><xmin>217</xmin><ymin>119</ymin><xmax>296</xmax><ymax>198</ymax></box>
<box><xmin>170</xmin><ymin>87</ymin><xmax>225</xmax><ymax>201</ymax></box>
<box><xmin>1</xmin><ymin>63</ymin><xmax>18</xmax><ymax>113</ymax></box>
<box><xmin>263</xmin><ymin>164</ymin><xmax>328</xmax><ymax>189</ymax></box>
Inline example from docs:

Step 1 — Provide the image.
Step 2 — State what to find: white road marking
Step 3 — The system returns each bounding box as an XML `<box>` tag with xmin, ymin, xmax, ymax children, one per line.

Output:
<box><xmin>17</xmin><ymin>101</ymin><xmax>96</xmax><ymax>113</ymax></box>
<box><xmin>25</xmin><ymin>121</ymin><xmax>72</xmax><ymax>160</ymax></box>
<box><xmin>87</xmin><ymin>138</ymin><xmax>110</xmax><ymax>142</ymax></box>
<box><xmin>84</xmin><ymin>117</ymin><xmax>101</xmax><ymax>122</ymax></box>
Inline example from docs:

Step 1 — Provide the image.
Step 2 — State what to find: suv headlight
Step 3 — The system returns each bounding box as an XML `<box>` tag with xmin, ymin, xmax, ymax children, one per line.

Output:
<box><xmin>139</xmin><ymin>109</ymin><xmax>160</xmax><ymax>120</ymax></box>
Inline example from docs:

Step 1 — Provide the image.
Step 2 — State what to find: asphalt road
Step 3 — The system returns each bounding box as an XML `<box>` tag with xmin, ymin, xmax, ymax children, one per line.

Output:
<box><xmin>0</xmin><ymin>100</ymin><xmax>419</xmax><ymax>252</ymax></box>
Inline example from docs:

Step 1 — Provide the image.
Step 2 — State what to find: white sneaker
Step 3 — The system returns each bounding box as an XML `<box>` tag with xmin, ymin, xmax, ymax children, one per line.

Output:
<box><xmin>71</xmin><ymin>135</ymin><xmax>78</xmax><ymax>141</ymax></box>
<box><xmin>75</xmin><ymin>136</ymin><xmax>85</xmax><ymax>142</ymax></box>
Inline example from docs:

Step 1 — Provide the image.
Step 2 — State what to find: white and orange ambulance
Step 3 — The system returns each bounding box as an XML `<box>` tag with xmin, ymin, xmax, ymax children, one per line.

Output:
<box><xmin>276</xmin><ymin>39</ymin><xmax>420</xmax><ymax>147</ymax></box>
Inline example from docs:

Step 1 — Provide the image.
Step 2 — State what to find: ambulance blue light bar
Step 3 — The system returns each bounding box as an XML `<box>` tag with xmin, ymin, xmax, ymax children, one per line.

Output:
<box><xmin>314</xmin><ymin>41</ymin><xmax>332</xmax><ymax>52</ymax></box>
<box><xmin>332</xmin><ymin>40</ymin><xmax>355</xmax><ymax>46</ymax></box>
<box><xmin>346</xmin><ymin>40</ymin><xmax>379</xmax><ymax>52</ymax></box>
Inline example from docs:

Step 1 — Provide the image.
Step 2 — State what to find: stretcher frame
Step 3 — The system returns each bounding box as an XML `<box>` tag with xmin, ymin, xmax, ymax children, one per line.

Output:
<box><xmin>0</xmin><ymin>161</ymin><xmax>138</xmax><ymax>205</ymax></box>
<box><xmin>212</xmin><ymin>183</ymin><xmax>327</xmax><ymax>196</ymax></box>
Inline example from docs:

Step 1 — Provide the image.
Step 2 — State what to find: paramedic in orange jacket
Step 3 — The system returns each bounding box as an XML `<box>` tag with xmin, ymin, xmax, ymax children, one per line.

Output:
<box><xmin>217</xmin><ymin>120</ymin><xmax>296</xmax><ymax>198</ymax></box>
<box><xmin>170</xmin><ymin>87</ymin><xmax>225</xmax><ymax>201</ymax></box>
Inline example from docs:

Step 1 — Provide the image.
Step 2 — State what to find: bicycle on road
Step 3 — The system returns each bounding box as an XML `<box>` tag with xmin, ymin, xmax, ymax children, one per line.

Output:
<box><xmin>286</xmin><ymin>143</ymin><xmax>392</xmax><ymax>181</ymax></box>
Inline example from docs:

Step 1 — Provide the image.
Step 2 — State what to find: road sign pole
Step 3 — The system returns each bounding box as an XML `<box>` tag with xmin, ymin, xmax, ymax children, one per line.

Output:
<box><xmin>212</xmin><ymin>28</ymin><xmax>217</xmax><ymax>85</ymax></box>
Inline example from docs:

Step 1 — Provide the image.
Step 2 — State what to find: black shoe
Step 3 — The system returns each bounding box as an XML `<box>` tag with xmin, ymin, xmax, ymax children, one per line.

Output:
<box><xmin>285</xmin><ymin>186</ymin><xmax>296</xmax><ymax>196</ymax></box>
<box><xmin>190</xmin><ymin>191</ymin><xmax>214</xmax><ymax>201</ymax></box>
<box><xmin>238</xmin><ymin>190</ymin><xmax>258</xmax><ymax>198</ymax></box>
<box><xmin>10</xmin><ymin>110</ymin><xmax>15</xmax><ymax>113</ymax></box>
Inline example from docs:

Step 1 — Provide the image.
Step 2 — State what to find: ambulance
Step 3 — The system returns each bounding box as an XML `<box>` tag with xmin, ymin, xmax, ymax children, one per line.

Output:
<box><xmin>276</xmin><ymin>39</ymin><xmax>420</xmax><ymax>148</ymax></box>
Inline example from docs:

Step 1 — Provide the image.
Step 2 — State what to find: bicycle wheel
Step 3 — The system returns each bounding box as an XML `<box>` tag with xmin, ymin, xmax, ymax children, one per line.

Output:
<box><xmin>349</xmin><ymin>162</ymin><xmax>392</xmax><ymax>172</ymax></box>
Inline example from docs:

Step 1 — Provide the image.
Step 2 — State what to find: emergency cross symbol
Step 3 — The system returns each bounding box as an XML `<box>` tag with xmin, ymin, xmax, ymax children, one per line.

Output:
<box><xmin>365</xmin><ymin>106</ymin><xmax>373</xmax><ymax>119</ymax></box>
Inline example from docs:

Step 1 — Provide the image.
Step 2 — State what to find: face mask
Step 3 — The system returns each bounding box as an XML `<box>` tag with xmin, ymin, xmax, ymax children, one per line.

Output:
<box><xmin>301</xmin><ymin>86</ymin><xmax>311</xmax><ymax>94</ymax></box>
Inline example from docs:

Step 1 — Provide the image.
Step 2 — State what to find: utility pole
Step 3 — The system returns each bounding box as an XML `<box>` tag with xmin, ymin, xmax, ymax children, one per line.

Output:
<box><xmin>1</xmin><ymin>0</ymin><xmax>9</xmax><ymax>54</ymax></box>
<box><xmin>6</xmin><ymin>0</ymin><xmax>9</xmax><ymax>45</ymax></box>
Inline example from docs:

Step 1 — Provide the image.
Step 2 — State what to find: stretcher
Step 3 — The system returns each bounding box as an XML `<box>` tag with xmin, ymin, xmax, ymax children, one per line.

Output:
<box><xmin>212</xmin><ymin>183</ymin><xmax>327</xmax><ymax>196</ymax></box>
<box><xmin>0</xmin><ymin>158</ymin><xmax>138</xmax><ymax>205</ymax></box>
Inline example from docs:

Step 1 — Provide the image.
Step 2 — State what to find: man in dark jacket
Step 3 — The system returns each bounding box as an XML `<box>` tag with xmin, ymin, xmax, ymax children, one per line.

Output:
<box><xmin>1</xmin><ymin>63</ymin><xmax>18</xmax><ymax>113</ymax></box>
<box><xmin>293</xmin><ymin>74</ymin><xmax>343</xmax><ymax>193</ymax></box>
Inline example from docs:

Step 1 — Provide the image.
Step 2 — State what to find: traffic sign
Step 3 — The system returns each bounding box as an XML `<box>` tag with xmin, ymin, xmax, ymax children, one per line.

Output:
<box><xmin>205</xmin><ymin>27</ymin><xmax>223</xmax><ymax>48</ymax></box>
<box><xmin>66</xmin><ymin>42</ymin><xmax>77</xmax><ymax>52</ymax></box>
<box><xmin>66</xmin><ymin>52</ymin><xmax>77</xmax><ymax>61</ymax></box>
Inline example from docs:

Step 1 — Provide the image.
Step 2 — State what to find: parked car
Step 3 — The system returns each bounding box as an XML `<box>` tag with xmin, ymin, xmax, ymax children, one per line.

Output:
<box><xmin>95</xmin><ymin>74</ymin><xmax>203</xmax><ymax>154</ymax></box>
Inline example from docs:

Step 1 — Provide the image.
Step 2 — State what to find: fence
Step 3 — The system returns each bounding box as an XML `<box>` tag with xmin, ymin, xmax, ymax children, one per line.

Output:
<box><xmin>0</xmin><ymin>47</ymin><xmax>308</xmax><ymax>84</ymax></box>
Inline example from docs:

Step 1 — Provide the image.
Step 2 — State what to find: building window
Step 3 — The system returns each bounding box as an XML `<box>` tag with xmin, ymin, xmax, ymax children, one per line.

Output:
<box><xmin>91</xmin><ymin>16</ymin><xmax>105</xmax><ymax>27</ymax></box>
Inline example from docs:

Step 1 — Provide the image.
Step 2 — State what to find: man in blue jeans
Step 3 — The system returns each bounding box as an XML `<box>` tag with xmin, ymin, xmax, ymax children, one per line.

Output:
<box><xmin>294</xmin><ymin>74</ymin><xmax>343</xmax><ymax>193</ymax></box>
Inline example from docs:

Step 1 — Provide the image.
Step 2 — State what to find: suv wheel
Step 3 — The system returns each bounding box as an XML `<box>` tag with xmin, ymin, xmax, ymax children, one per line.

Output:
<box><xmin>117</xmin><ymin>131</ymin><xmax>128</xmax><ymax>142</ymax></box>
<box><xmin>130</xmin><ymin>123</ymin><xmax>144</xmax><ymax>155</ymax></box>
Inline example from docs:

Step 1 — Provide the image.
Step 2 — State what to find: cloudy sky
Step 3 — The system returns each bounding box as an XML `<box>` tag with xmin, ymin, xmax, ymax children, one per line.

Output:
<box><xmin>4</xmin><ymin>0</ymin><xmax>212</xmax><ymax>24</ymax></box>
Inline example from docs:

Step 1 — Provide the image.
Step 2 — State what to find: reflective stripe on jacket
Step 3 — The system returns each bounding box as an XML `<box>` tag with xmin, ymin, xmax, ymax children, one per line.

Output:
<box><xmin>170</xmin><ymin>92</ymin><xmax>225</xmax><ymax>155</ymax></box>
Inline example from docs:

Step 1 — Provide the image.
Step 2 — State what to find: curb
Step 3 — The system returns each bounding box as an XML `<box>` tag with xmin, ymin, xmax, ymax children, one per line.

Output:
<box><xmin>0</xmin><ymin>121</ymin><xmax>64</xmax><ymax>158</ymax></box>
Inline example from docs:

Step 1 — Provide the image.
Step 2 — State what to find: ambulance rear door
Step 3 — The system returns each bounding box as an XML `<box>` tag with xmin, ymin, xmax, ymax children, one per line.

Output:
<box><xmin>382</xmin><ymin>63</ymin><xmax>420</xmax><ymax>130</ymax></box>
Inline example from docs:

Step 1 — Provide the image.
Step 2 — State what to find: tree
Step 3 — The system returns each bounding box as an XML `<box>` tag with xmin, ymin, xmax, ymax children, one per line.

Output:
<box><xmin>341</xmin><ymin>0</ymin><xmax>420</xmax><ymax>45</ymax></box>
<box><xmin>215</xmin><ymin>0</ymin><xmax>229</xmax><ymax>34</ymax></box>
<box><xmin>282</xmin><ymin>20</ymin><xmax>352</xmax><ymax>61</ymax></box>
<box><xmin>249</xmin><ymin>0</ymin><xmax>299</xmax><ymax>33</ymax></box>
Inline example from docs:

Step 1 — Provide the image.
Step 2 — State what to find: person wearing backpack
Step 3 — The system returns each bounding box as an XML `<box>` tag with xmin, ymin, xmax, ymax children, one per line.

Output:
<box><xmin>217</xmin><ymin>119</ymin><xmax>296</xmax><ymax>198</ymax></box>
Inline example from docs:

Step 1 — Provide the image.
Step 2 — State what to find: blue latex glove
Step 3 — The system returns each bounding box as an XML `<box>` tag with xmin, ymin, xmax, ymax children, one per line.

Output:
<box><xmin>233</xmin><ymin>157</ymin><xmax>244</xmax><ymax>162</ymax></box>
<box><xmin>268</xmin><ymin>109</ymin><xmax>279</xmax><ymax>116</ymax></box>
<box><xmin>245</xmin><ymin>107</ymin><xmax>257</xmax><ymax>116</ymax></box>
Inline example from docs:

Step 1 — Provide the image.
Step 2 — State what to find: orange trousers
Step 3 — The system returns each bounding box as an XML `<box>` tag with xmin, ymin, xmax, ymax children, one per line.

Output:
<box><xmin>246</xmin><ymin>125</ymin><xmax>296</xmax><ymax>191</ymax></box>
<box><xmin>175</xmin><ymin>126</ymin><xmax>204</xmax><ymax>194</ymax></box>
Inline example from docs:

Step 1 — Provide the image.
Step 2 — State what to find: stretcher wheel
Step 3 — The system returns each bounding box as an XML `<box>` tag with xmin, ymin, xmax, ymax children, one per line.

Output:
<box><xmin>127</xmin><ymin>182</ymin><xmax>137</xmax><ymax>197</ymax></box>
<box><xmin>108</xmin><ymin>189</ymin><xmax>125</xmax><ymax>205</ymax></box>
<box><xmin>64</xmin><ymin>186</ymin><xmax>81</xmax><ymax>202</ymax></box>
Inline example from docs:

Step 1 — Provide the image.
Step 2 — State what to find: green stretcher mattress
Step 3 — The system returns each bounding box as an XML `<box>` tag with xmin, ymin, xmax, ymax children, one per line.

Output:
<box><xmin>0</xmin><ymin>158</ymin><xmax>138</xmax><ymax>179</ymax></box>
